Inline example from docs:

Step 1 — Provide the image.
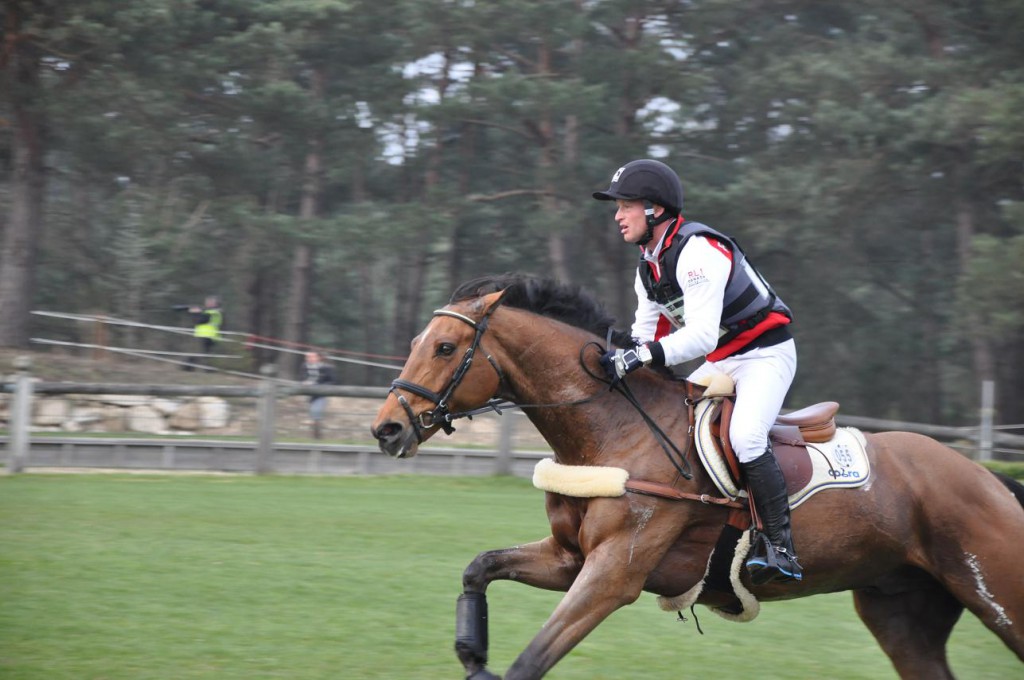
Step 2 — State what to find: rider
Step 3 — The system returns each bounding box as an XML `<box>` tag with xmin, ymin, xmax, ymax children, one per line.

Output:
<box><xmin>593</xmin><ymin>159</ymin><xmax>802</xmax><ymax>585</ymax></box>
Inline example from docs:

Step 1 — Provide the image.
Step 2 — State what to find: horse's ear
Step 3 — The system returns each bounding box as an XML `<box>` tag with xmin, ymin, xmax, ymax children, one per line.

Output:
<box><xmin>479</xmin><ymin>289</ymin><xmax>509</xmax><ymax>316</ymax></box>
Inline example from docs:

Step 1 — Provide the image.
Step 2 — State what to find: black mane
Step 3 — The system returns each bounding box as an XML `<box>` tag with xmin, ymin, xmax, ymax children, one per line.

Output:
<box><xmin>450</xmin><ymin>273</ymin><xmax>633</xmax><ymax>348</ymax></box>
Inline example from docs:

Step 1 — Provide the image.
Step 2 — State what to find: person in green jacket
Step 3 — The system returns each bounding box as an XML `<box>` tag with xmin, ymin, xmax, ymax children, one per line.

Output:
<box><xmin>186</xmin><ymin>296</ymin><xmax>223</xmax><ymax>370</ymax></box>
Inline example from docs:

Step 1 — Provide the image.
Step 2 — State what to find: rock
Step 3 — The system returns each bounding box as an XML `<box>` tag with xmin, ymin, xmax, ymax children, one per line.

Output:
<box><xmin>100</xmin><ymin>404</ymin><xmax>126</xmax><ymax>431</ymax></box>
<box><xmin>63</xmin><ymin>406</ymin><xmax>104</xmax><ymax>432</ymax></box>
<box><xmin>150</xmin><ymin>398</ymin><xmax>181</xmax><ymax>416</ymax></box>
<box><xmin>168</xmin><ymin>401</ymin><xmax>201</xmax><ymax>430</ymax></box>
<box><xmin>126</xmin><ymin>404</ymin><xmax>167</xmax><ymax>434</ymax></box>
<box><xmin>196</xmin><ymin>396</ymin><xmax>230</xmax><ymax>429</ymax></box>
<box><xmin>34</xmin><ymin>397</ymin><xmax>71</xmax><ymax>426</ymax></box>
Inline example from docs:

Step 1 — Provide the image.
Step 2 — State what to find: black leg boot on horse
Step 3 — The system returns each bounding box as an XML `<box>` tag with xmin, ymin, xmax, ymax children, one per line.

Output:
<box><xmin>743</xmin><ymin>446</ymin><xmax>803</xmax><ymax>585</ymax></box>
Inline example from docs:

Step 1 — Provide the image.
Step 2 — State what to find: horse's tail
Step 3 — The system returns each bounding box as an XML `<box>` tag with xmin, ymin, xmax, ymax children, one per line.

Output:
<box><xmin>990</xmin><ymin>469</ymin><xmax>1024</xmax><ymax>509</ymax></box>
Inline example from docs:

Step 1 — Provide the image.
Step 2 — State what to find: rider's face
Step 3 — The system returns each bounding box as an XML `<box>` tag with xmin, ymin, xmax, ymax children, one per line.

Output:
<box><xmin>615</xmin><ymin>199</ymin><xmax>650</xmax><ymax>244</ymax></box>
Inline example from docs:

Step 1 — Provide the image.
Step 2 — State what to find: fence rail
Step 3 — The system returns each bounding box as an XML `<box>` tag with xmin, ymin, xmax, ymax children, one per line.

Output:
<box><xmin>0</xmin><ymin>436</ymin><xmax>549</xmax><ymax>478</ymax></box>
<box><xmin>3</xmin><ymin>364</ymin><xmax>1022</xmax><ymax>476</ymax></box>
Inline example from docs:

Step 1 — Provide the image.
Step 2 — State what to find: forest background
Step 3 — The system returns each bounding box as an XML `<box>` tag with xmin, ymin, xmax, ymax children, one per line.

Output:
<box><xmin>1</xmin><ymin>0</ymin><xmax>1023</xmax><ymax>428</ymax></box>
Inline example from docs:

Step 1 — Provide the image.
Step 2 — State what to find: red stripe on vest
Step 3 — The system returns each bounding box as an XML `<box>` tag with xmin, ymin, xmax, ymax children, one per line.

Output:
<box><xmin>654</xmin><ymin>314</ymin><xmax>674</xmax><ymax>341</ymax></box>
<box><xmin>707</xmin><ymin>311</ymin><xmax>791</xmax><ymax>361</ymax></box>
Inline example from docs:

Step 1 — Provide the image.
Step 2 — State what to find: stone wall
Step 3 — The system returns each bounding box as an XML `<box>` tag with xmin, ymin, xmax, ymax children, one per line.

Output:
<box><xmin>0</xmin><ymin>389</ymin><xmax>549</xmax><ymax>448</ymax></box>
<box><xmin>0</xmin><ymin>391</ymin><xmax>239</xmax><ymax>436</ymax></box>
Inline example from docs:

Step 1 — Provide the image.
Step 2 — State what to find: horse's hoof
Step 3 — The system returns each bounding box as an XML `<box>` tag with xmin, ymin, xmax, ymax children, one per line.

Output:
<box><xmin>455</xmin><ymin>641</ymin><xmax>487</xmax><ymax>669</ymax></box>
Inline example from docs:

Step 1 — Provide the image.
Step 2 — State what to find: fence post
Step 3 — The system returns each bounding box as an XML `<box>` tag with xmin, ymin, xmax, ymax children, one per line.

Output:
<box><xmin>496</xmin><ymin>413</ymin><xmax>514</xmax><ymax>475</ymax></box>
<box><xmin>7</xmin><ymin>355</ymin><xmax>34</xmax><ymax>474</ymax></box>
<box><xmin>91</xmin><ymin>314</ymin><xmax>109</xmax><ymax>362</ymax></box>
<box><xmin>978</xmin><ymin>379</ymin><xmax>995</xmax><ymax>462</ymax></box>
<box><xmin>255</xmin><ymin>364</ymin><xmax>277</xmax><ymax>474</ymax></box>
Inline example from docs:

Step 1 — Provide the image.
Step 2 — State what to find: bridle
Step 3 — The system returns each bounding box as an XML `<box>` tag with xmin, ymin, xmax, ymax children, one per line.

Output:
<box><xmin>389</xmin><ymin>306</ymin><xmax>507</xmax><ymax>444</ymax></box>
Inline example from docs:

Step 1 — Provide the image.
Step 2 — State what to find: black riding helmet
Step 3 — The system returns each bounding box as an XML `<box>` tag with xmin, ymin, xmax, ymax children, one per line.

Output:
<box><xmin>593</xmin><ymin>159</ymin><xmax>684</xmax><ymax>244</ymax></box>
<box><xmin>593</xmin><ymin>159</ymin><xmax>684</xmax><ymax>214</ymax></box>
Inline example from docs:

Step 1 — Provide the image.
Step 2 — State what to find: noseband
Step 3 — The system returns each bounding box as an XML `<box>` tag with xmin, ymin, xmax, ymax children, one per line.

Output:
<box><xmin>389</xmin><ymin>307</ymin><xmax>506</xmax><ymax>443</ymax></box>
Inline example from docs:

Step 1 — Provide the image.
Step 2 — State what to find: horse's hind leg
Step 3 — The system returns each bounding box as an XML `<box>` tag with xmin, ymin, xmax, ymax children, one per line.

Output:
<box><xmin>926</xmin><ymin>483</ymin><xmax>1024</xmax><ymax>661</ymax></box>
<box><xmin>853</xmin><ymin>581</ymin><xmax>963</xmax><ymax>680</ymax></box>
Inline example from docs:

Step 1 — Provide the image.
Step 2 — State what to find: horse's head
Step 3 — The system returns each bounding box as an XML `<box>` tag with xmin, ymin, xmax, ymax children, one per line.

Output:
<box><xmin>371</xmin><ymin>291</ymin><xmax>506</xmax><ymax>458</ymax></box>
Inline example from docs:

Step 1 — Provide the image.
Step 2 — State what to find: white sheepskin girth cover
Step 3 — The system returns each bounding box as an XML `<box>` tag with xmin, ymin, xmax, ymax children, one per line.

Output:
<box><xmin>532</xmin><ymin>458</ymin><xmax>629</xmax><ymax>498</ymax></box>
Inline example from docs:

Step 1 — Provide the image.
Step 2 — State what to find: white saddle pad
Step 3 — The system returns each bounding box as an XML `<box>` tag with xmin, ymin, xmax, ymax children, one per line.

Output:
<box><xmin>694</xmin><ymin>397</ymin><xmax>871</xmax><ymax>509</ymax></box>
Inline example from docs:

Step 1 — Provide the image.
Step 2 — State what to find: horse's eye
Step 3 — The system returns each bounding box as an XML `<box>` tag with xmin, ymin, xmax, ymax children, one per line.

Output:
<box><xmin>436</xmin><ymin>342</ymin><xmax>457</xmax><ymax>357</ymax></box>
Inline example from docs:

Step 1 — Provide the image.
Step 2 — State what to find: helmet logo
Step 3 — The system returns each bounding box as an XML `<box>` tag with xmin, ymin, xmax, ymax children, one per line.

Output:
<box><xmin>611</xmin><ymin>166</ymin><xmax>625</xmax><ymax>183</ymax></box>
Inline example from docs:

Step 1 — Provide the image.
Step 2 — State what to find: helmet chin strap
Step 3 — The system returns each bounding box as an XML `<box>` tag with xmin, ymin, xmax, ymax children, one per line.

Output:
<box><xmin>639</xmin><ymin>201</ymin><xmax>672</xmax><ymax>246</ymax></box>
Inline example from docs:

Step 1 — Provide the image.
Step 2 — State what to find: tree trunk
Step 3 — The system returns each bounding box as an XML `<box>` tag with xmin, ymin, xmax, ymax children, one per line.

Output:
<box><xmin>283</xmin><ymin>237</ymin><xmax>314</xmax><ymax>377</ymax></box>
<box><xmin>393</xmin><ymin>249</ymin><xmax>429</xmax><ymax>355</ymax></box>
<box><xmin>245</xmin><ymin>265</ymin><xmax>272</xmax><ymax>371</ymax></box>
<box><xmin>282</xmin><ymin>70</ymin><xmax>325</xmax><ymax>378</ymax></box>
<box><xmin>535</xmin><ymin>40</ymin><xmax>570</xmax><ymax>282</ymax></box>
<box><xmin>911</xmin><ymin>231</ymin><xmax>943</xmax><ymax>423</ymax></box>
<box><xmin>281</xmin><ymin>151</ymin><xmax>319</xmax><ymax>377</ymax></box>
<box><xmin>283</xmin><ymin>205</ymin><xmax>317</xmax><ymax>378</ymax></box>
<box><xmin>956</xmin><ymin>201</ymin><xmax>996</xmax><ymax>383</ymax></box>
<box><xmin>0</xmin><ymin>37</ymin><xmax>45</xmax><ymax>348</ymax></box>
<box><xmin>358</xmin><ymin>259</ymin><xmax>379</xmax><ymax>384</ymax></box>
<box><xmin>447</xmin><ymin>58</ymin><xmax>482</xmax><ymax>294</ymax></box>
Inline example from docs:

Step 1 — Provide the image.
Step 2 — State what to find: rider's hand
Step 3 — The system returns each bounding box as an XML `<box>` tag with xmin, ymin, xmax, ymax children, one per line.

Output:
<box><xmin>600</xmin><ymin>346</ymin><xmax>646</xmax><ymax>381</ymax></box>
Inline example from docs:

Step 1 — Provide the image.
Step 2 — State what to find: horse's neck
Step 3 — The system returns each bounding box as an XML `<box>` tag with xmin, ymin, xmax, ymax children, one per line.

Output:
<box><xmin>493</xmin><ymin>317</ymin><xmax>694</xmax><ymax>472</ymax></box>
<box><xmin>490</xmin><ymin>319</ymin><xmax>607</xmax><ymax>463</ymax></box>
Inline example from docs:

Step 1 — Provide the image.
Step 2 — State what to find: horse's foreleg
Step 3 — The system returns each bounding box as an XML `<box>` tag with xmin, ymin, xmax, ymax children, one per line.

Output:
<box><xmin>457</xmin><ymin>537</ymin><xmax>582</xmax><ymax>679</ymax></box>
<box><xmin>501</xmin><ymin>539</ymin><xmax>659</xmax><ymax>680</ymax></box>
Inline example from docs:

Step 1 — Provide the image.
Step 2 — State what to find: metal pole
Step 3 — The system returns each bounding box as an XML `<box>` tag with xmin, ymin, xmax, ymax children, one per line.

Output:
<box><xmin>978</xmin><ymin>379</ymin><xmax>994</xmax><ymax>462</ymax></box>
<box><xmin>496</xmin><ymin>414</ymin><xmax>514</xmax><ymax>475</ymax></box>
<box><xmin>255</xmin><ymin>364</ymin><xmax>277</xmax><ymax>474</ymax></box>
<box><xmin>8</xmin><ymin>355</ymin><xmax>34</xmax><ymax>473</ymax></box>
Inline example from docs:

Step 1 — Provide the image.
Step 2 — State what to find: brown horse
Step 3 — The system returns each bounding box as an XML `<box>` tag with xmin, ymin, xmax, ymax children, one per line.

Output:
<box><xmin>370</xmin><ymin>274</ymin><xmax>1024</xmax><ymax>680</ymax></box>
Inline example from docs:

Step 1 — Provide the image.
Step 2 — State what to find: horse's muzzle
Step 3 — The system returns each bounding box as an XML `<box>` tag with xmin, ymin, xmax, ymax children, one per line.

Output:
<box><xmin>370</xmin><ymin>420</ymin><xmax>418</xmax><ymax>458</ymax></box>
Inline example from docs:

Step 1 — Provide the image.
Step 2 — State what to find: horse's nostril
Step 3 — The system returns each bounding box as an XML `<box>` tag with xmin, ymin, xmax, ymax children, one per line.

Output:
<box><xmin>372</xmin><ymin>421</ymin><xmax>402</xmax><ymax>441</ymax></box>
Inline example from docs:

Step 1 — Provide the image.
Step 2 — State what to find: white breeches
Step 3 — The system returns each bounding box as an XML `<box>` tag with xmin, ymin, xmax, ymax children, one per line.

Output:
<box><xmin>688</xmin><ymin>339</ymin><xmax>797</xmax><ymax>463</ymax></box>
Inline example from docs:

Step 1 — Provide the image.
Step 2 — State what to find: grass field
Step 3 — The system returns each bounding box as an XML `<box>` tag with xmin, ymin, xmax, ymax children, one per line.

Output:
<box><xmin>0</xmin><ymin>474</ymin><xmax>1019</xmax><ymax>679</ymax></box>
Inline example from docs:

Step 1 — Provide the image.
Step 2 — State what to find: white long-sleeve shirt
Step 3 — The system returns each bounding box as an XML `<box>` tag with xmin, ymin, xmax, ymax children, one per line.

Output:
<box><xmin>630</xmin><ymin>235</ymin><xmax>733</xmax><ymax>366</ymax></box>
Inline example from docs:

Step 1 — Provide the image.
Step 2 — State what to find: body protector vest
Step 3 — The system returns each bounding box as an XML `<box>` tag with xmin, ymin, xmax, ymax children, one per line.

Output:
<box><xmin>638</xmin><ymin>221</ymin><xmax>791</xmax><ymax>349</ymax></box>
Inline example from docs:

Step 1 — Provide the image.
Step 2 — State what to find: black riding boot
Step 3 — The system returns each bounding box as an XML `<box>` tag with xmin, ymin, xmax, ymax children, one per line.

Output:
<box><xmin>743</xmin><ymin>447</ymin><xmax>802</xmax><ymax>585</ymax></box>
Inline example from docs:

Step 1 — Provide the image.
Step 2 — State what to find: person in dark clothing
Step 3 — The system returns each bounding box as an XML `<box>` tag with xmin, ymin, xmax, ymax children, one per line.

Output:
<box><xmin>302</xmin><ymin>351</ymin><xmax>336</xmax><ymax>439</ymax></box>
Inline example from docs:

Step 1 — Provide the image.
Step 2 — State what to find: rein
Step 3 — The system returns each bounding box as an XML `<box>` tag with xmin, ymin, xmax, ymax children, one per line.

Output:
<box><xmin>604</xmin><ymin>368</ymin><xmax>695</xmax><ymax>480</ymax></box>
<box><xmin>593</xmin><ymin>326</ymin><xmax>696</xmax><ymax>481</ymax></box>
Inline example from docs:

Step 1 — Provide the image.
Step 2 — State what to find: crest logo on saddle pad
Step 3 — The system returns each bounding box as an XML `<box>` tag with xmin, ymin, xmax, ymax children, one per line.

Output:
<box><xmin>832</xmin><ymin>443</ymin><xmax>854</xmax><ymax>469</ymax></box>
